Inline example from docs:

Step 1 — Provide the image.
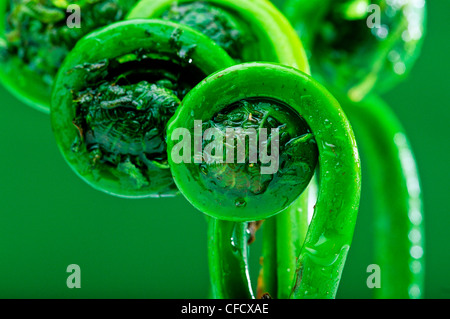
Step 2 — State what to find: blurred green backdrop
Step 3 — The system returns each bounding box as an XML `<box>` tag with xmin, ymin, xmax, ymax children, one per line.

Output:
<box><xmin>0</xmin><ymin>0</ymin><xmax>448</xmax><ymax>299</ymax></box>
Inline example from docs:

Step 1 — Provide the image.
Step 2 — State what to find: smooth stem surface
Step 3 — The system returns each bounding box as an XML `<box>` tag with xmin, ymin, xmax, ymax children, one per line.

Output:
<box><xmin>260</xmin><ymin>217</ymin><xmax>277</xmax><ymax>298</ymax></box>
<box><xmin>207</xmin><ymin>218</ymin><xmax>255</xmax><ymax>299</ymax></box>
<box><xmin>343</xmin><ymin>95</ymin><xmax>425</xmax><ymax>299</ymax></box>
<box><xmin>275</xmin><ymin>188</ymin><xmax>310</xmax><ymax>299</ymax></box>
<box><xmin>261</xmin><ymin>150</ymin><xmax>313</xmax><ymax>300</ymax></box>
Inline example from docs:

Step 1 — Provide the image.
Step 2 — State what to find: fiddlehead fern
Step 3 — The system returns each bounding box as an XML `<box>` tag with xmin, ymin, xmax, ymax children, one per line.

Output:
<box><xmin>127</xmin><ymin>0</ymin><xmax>309</xmax><ymax>70</ymax></box>
<box><xmin>284</xmin><ymin>0</ymin><xmax>426</xmax><ymax>298</ymax></box>
<box><xmin>169</xmin><ymin>92</ymin><xmax>317</xmax><ymax>221</ymax></box>
<box><xmin>0</xmin><ymin>0</ymin><xmax>138</xmax><ymax>112</ymax></box>
<box><xmin>166</xmin><ymin>62</ymin><xmax>361</xmax><ymax>299</ymax></box>
<box><xmin>284</xmin><ymin>0</ymin><xmax>426</xmax><ymax>101</ymax></box>
<box><xmin>160</xmin><ymin>1</ymin><xmax>247</xmax><ymax>61</ymax></box>
<box><xmin>128</xmin><ymin>0</ymin><xmax>315</xmax><ymax>298</ymax></box>
<box><xmin>0</xmin><ymin>0</ymin><xmax>426</xmax><ymax>301</ymax></box>
<box><xmin>51</xmin><ymin>20</ymin><xmax>234</xmax><ymax>197</ymax></box>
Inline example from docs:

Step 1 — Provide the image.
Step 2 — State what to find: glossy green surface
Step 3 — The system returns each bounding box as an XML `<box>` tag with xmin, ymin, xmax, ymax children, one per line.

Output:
<box><xmin>167</xmin><ymin>62</ymin><xmax>361</xmax><ymax>298</ymax></box>
<box><xmin>0</xmin><ymin>0</ymin><xmax>447</xmax><ymax>300</ymax></box>
<box><xmin>284</xmin><ymin>0</ymin><xmax>427</xmax><ymax>299</ymax></box>
<box><xmin>51</xmin><ymin>20</ymin><xmax>235</xmax><ymax>198</ymax></box>
<box><xmin>127</xmin><ymin>0</ymin><xmax>309</xmax><ymax>72</ymax></box>
<box><xmin>167</xmin><ymin>63</ymin><xmax>320</xmax><ymax>221</ymax></box>
<box><xmin>0</xmin><ymin>0</ymin><xmax>137</xmax><ymax>112</ymax></box>
<box><xmin>180</xmin><ymin>97</ymin><xmax>317</xmax><ymax>220</ymax></box>
<box><xmin>129</xmin><ymin>0</ymin><xmax>314</xmax><ymax>299</ymax></box>
<box><xmin>260</xmin><ymin>217</ymin><xmax>278</xmax><ymax>298</ymax></box>
<box><xmin>284</xmin><ymin>0</ymin><xmax>426</xmax><ymax>101</ymax></box>
<box><xmin>341</xmin><ymin>94</ymin><xmax>424</xmax><ymax>299</ymax></box>
<box><xmin>261</xmin><ymin>188</ymin><xmax>311</xmax><ymax>298</ymax></box>
<box><xmin>207</xmin><ymin>218</ymin><xmax>254</xmax><ymax>299</ymax></box>
<box><xmin>160</xmin><ymin>2</ymin><xmax>247</xmax><ymax>61</ymax></box>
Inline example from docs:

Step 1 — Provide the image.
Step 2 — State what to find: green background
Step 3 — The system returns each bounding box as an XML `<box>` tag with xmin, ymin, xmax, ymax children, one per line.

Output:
<box><xmin>0</xmin><ymin>0</ymin><xmax>448</xmax><ymax>298</ymax></box>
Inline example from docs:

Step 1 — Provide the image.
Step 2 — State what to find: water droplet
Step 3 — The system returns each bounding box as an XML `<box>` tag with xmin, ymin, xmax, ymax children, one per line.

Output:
<box><xmin>410</xmin><ymin>260</ymin><xmax>422</xmax><ymax>274</ymax></box>
<box><xmin>408</xmin><ymin>209</ymin><xmax>423</xmax><ymax>225</ymax></box>
<box><xmin>200</xmin><ymin>166</ymin><xmax>208</xmax><ymax>175</ymax></box>
<box><xmin>375</xmin><ymin>25</ymin><xmax>389</xmax><ymax>39</ymax></box>
<box><xmin>235</xmin><ymin>198</ymin><xmax>247</xmax><ymax>208</ymax></box>
<box><xmin>408</xmin><ymin>229</ymin><xmax>422</xmax><ymax>243</ymax></box>
<box><xmin>410</xmin><ymin>245</ymin><xmax>423</xmax><ymax>259</ymax></box>
<box><xmin>304</xmin><ymin>233</ymin><xmax>349</xmax><ymax>267</ymax></box>
<box><xmin>408</xmin><ymin>284</ymin><xmax>421</xmax><ymax>299</ymax></box>
<box><xmin>394</xmin><ymin>61</ymin><xmax>406</xmax><ymax>75</ymax></box>
<box><xmin>388</xmin><ymin>50</ymin><xmax>400</xmax><ymax>62</ymax></box>
<box><xmin>230</xmin><ymin>237</ymin><xmax>236</xmax><ymax>248</ymax></box>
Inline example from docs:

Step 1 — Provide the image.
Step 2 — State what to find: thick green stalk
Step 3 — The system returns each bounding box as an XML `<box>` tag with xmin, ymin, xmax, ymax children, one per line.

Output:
<box><xmin>275</xmin><ymin>189</ymin><xmax>310</xmax><ymax>299</ymax></box>
<box><xmin>208</xmin><ymin>218</ymin><xmax>254</xmax><ymax>299</ymax></box>
<box><xmin>260</xmin><ymin>217</ymin><xmax>277</xmax><ymax>298</ymax></box>
<box><xmin>260</xmin><ymin>191</ymin><xmax>310</xmax><ymax>299</ymax></box>
<box><xmin>342</xmin><ymin>95</ymin><xmax>425</xmax><ymax>299</ymax></box>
